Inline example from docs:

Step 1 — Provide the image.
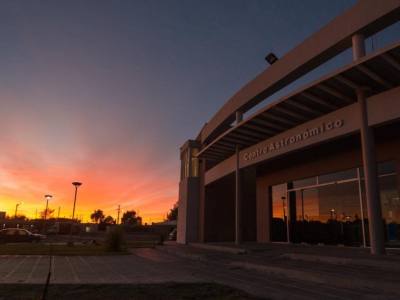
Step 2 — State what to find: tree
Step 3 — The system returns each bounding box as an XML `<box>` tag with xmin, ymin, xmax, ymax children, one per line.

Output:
<box><xmin>166</xmin><ymin>203</ymin><xmax>178</xmax><ymax>221</ymax></box>
<box><xmin>121</xmin><ymin>210</ymin><xmax>142</xmax><ymax>226</ymax></box>
<box><xmin>90</xmin><ymin>209</ymin><xmax>105</xmax><ymax>224</ymax></box>
<box><xmin>40</xmin><ymin>208</ymin><xmax>55</xmax><ymax>219</ymax></box>
<box><xmin>9</xmin><ymin>215</ymin><xmax>27</xmax><ymax>221</ymax></box>
<box><xmin>103</xmin><ymin>215</ymin><xmax>115</xmax><ymax>224</ymax></box>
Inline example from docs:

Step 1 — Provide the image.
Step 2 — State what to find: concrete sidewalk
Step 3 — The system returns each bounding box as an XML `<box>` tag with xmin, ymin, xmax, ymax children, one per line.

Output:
<box><xmin>1</xmin><ymin>246</ymin><xmax>400</xmax><ymax>299</ymax></box>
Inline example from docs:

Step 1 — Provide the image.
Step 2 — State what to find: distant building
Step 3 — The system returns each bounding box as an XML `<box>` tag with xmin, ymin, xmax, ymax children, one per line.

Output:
<box><xmin>178</xmin><ymin>0</ymin><xmax>400</xmax><ymax>255</ymax></box>
<box><xmin>0</xmin><ymin>212</ymin><xmax>6</xmax><ymax>220</ymax></box>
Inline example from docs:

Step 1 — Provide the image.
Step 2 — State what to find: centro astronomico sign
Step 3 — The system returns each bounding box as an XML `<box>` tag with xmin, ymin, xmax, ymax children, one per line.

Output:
<box><xmin>243</xmin><ymin>119</ymin><xmax>344</xmax><ymax>161</ymax></box>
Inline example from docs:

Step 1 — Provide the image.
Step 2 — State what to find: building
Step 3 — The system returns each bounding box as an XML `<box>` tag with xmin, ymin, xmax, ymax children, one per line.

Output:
<box><xmin>177</xmin><ymin>0</ymin><xmax>400</xmax><ymax>255</ymax></box>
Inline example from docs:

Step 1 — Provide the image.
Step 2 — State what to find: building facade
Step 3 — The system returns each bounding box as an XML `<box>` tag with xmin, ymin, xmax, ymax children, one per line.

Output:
<box><xmin>178</xmin><ymin>0</ymin><xmax>400</xmax><ymax>254</ymax></box>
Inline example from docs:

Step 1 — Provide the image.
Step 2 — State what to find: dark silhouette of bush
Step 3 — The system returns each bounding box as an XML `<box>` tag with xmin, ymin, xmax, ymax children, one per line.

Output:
<box><xmin>104</xmin><ymin>227</ymin><xmax>126</xmax><ymax>252</ymax></box>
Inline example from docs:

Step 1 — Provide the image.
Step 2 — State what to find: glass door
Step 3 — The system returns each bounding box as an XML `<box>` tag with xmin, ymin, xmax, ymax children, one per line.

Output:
<box><xmin>271</xmin><ymin>184</ymin><xmax>288</xmax><ymax>242</ymax></box>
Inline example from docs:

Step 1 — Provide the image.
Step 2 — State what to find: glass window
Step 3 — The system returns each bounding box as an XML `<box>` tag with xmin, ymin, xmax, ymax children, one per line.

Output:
<box><xmin>292</xmin><ymin>181</ymin><xmax>363</xmax><ymax>246</ymax></box>
<box><xmin>191</xmin><ymin>157</ymin><xmax>199</xmax><ymax>177</ymax></box>
<box><xmin>378</xmin><ymin>161</ymin><xmax>396</xmax><ymax>175</ymax></box>
<box><xmin>272</xmin><ymin>184</ymin><xmax>287</xmax><ymax>219</ymax></box>
<box><xmin>296</xmin><ymin>189</ymin><xmax>320</xmax><ymax>221</ymax></box>
<box><xmin>292</xmin><ymin>177</ymin><xmax>316</xmax><ymax>189</ymax></box>
<box><xmin>191</xmin><ymin>148</ymin><xmax>199</xmax><ymax>177</ymax></box>
<box><xmin>379</xmin><ymin>175</ymin><xmax>400</xmax><ymax>244</ymax></box>
<box><xmin>318</xmin><ymin>168</ymin><xmax>357</xmax><ymax>184</ymax></box>
<box><xmin>185</xmin><ymin>150</ymin><xmax>190</xmax><ymax>177</ymax></box>
<box><xmin>271</xmin><ymin>183</ymin><xmax>288</xmax><ymax>242</ymax></box>
<box><xmin>359</xmin><ymin>161</ymin><xmax>397</xmax><ymax>178</ymax></box>
<box><xmin>318</xmin><ymin>182</ymin><xmax>361</xmax><ymax>222</ymax></box>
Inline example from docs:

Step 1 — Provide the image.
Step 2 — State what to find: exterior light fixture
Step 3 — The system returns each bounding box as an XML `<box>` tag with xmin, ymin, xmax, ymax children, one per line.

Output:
<box><xmin>265</xmin><ymin>52</ymin><xmax>278</xmax><ymax>65</ymax></box>
<box><xmin>14</xmin><ymin>202</ymin><xmax>22</xmax><ymax>218</ymax></box>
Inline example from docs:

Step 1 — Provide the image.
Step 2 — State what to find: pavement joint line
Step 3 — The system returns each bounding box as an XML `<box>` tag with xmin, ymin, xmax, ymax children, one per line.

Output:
<box><xmin>1</xmin><ymin>256</ymin><xmax>28</xmax><ymax>282</ymax></box>
<box><xmin>77</xmin><ymin>256</ymin><xmax>106</xmax><ymax>284</ymax></box>
<box><xmin>51</xmin><ymin>255</ymin><xmax>55</xmax><ymax>277</ymax></box>
<box><xmin>0</xmin><ymin>257</ymin><xmax>11</xmax><ymax>269</ymax></box>
<box><xmin>65</xmin><ymin>256</ymin><xmax>80</xmax><ymax>283</ymax></box>
<box><xmin>25</xmin><ymin>256</ymin><xmax>42</xmax><ymax>283</ymax></box>
<box><xmin>90</xmin><ymin>256</ymin><xmax>129</xmax><ymax>283</ymax></box>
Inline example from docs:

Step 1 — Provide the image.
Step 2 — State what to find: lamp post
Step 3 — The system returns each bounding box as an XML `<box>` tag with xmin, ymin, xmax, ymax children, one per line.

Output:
<box><xmin>14</xmin><ymin>202</ymin><xmax>22</xmax><ymax>218</ymax></box>
<box><xmin>44</xmin><ymin>195</ymin><xmax>52</xmax><ymax>221</ymax></box>
<box><xmin>71</xmin><ymin>182</ymin><xmax>82</xmax><ymax>221</ymax></box>
<box><xmin>69</xmin><ymin>182</ymin><xmax>82</xmax><ymax>244</ymax></box>
<box><xmin>43</xmin><ymin>195</ymin><xmax>52</xmax><ymax>234</ymax></box>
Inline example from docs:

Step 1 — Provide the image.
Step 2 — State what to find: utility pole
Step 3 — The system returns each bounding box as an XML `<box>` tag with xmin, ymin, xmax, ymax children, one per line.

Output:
<box><xmin>117</xmin><ymin>205</ymin><xmax>121</xmax><ymax>225</ymax></box>
<box><xmin>57</xmin><ymin>206</ymin><xmax>61</xmax><ymax>219</ymax></box>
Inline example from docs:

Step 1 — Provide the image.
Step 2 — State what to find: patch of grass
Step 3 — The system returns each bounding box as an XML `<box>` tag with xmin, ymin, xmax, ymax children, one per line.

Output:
<box><xmin>0</xmin><ymin>243</ymin><xmax>129</xmax><ymax>256</ymax></box>
<box><xmin>0</xmin><ymin>283</ymin><xmax>265</xmax><ymax>300</ymax></box>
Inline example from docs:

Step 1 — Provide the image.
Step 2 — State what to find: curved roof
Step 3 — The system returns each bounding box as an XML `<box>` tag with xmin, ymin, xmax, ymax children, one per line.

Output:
<box><xmin>199</xmin><ymin>0</ymin><xmax>400</xmax><ymax>144</ymax></box>
<box><xmin>198</xmin><ymin>41</ymin><xmax>400</xmax><ymax>163</ymax></box>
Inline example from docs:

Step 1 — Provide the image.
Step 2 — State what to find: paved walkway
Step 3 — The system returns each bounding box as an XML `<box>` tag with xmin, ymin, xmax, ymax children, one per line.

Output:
<box><xmin>0</xmin><ymin>249</ymin><xmax>199</xmax><ymax>284</ymax></box>
<box><xmin>1</xmin><ymin>245</ymin><xmax>400</xmax><ymax>299</ymax></box>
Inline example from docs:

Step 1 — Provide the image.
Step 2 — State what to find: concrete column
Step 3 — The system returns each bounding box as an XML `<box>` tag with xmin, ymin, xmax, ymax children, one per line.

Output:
<box><xmin>235</xmin><ymin>144</ymin><xmax>241</xmax><ymax>244</ymax></box>
<box><xmin>357</xmin><ymin>88</ymin><xmax>385</xmax><ymax>255</ymax></box>
<box><xmin>235</xmin><ymin>111</ymin><xmax>243</xmax><ymax>245</ymax></box>
<box><xmin>352</xmin><ymin>33</ymin><xmax>385</xmax><ymax>255</ymax></box>
<box><xmin>188</xmin><ymin>148</ymin><xmax>192</xmax><ymax>177</ymax></box>
<box><xmin>236</xmin><ymin>111</ymin><xmax>243</xmax><ymax>124</ymax></box>
<box><xmin>198</xmin><ymin>158</ymin><xmax>206</xmax><ymax>242</ymax></box>
<box><xmin>352</xmin><ymin>33</ymin><xmax>366</xmax><ymax>60</ymax></box>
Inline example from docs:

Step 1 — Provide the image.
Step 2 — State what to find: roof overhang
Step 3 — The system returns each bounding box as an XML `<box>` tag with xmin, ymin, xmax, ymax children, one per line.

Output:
<box><xmin>199</xmin><ymin>0</ymin><xmax>400</xmax><ymax>144</ymax></box>
<box><xmin>197</xmin><ymin>41</ymin><xmax>400</xmax><ymax>163</ymax></box>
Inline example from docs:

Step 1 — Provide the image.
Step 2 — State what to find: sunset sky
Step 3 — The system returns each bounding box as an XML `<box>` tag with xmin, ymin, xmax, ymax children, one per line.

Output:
<box><xmin>5</xmin><ymin>0</ymin><xmax>396</xmax><ymax>223</ymax></box>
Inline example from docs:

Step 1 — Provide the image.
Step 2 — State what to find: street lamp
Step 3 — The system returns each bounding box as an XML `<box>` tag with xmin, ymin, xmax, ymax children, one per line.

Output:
<box><xmin>14</xmin><ymin>202</ymin><xmax>22</xmax><ymax>218</ymax></box>
<box><xmin>44</xmin><ymin>195</ymin><xmax>53</xmax><ymax>221</ymax></box>
<box><xmin>265</xmin><ymin>52</ymin><xmax>278</xmax><ymax>65</ymax></box>
<box><xmin>71</xmin><ymin>182</ymin><xmax>82</xmax><ymax>221</ymax></box>
<box><xmin>43</xmin><ymin>195</ymin><xmax>52</xmax><ymax>234</ymax></box>
<box><xmin>69</xmin><ymin>182</ymin><xmax>82</xmax><ymax>245</ymax></box>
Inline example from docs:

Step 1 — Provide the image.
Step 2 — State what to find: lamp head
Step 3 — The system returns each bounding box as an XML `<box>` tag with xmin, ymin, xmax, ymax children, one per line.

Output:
<box><xmin>72</xmin><ymin>182</ymin><xmax>82</xmax><ymax>187</ymax></box>
<box><xmin>45</xmin><ymin>194</ymin><xmax>52</xmax><ymax>201</ymax></box>
<box><xmin>265</xmin><ymin>52</ymin><xmax>278</xmax><ymax>65</ymax></box>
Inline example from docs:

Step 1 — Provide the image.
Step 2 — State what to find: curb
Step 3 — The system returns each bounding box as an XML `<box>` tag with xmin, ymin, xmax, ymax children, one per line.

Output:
<box><xmin>189</xmin><ymin>243</ymin><xmax>247</xmax><ymax>255</ymax></box>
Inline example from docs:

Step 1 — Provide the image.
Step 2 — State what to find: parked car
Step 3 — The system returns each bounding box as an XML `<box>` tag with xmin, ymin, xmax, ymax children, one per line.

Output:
<box><xmin>168</xmin><ymin>228</ymin><xmax>177</xmax><ymax>241</ymax></box>
<box><xmin>0</xmin><ymin>228</ymin><xmax>46</xmax><ymax>243</ymax></box>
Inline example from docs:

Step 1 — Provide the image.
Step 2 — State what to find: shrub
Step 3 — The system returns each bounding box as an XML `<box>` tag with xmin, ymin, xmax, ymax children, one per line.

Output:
<box><xmin>104</xmin><ymin>226</ymin><xmax>126</xmax><ymax>252</ymax></box>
